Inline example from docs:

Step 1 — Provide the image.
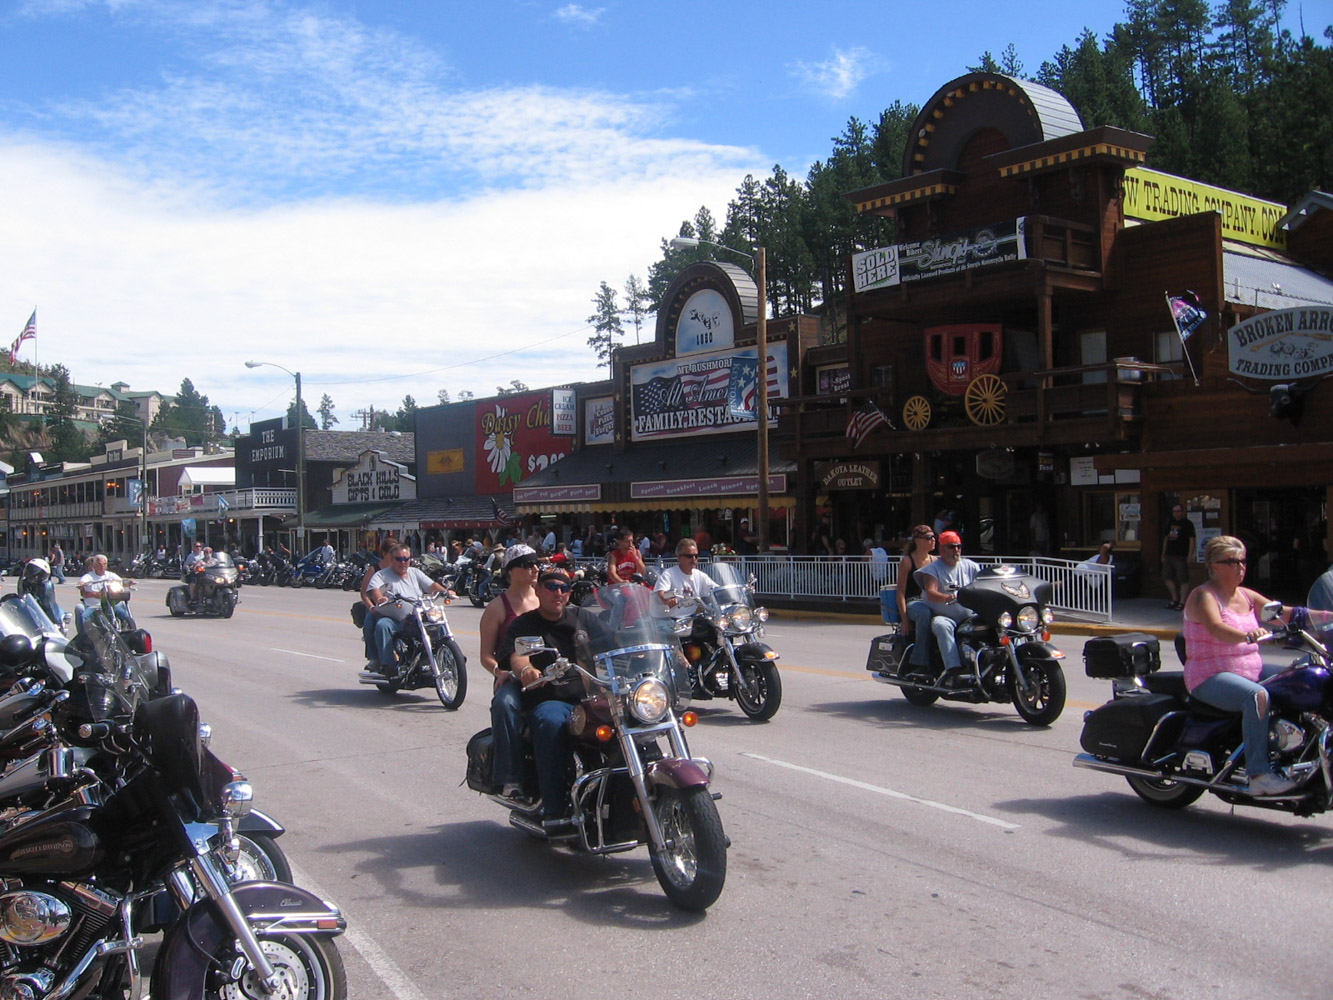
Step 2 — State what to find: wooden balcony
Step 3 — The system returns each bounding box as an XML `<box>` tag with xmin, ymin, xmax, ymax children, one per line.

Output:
<box><xmin>777</xmin><ymin>360</ymin><xmax>1181</xmax><ymax>457</ymax></box>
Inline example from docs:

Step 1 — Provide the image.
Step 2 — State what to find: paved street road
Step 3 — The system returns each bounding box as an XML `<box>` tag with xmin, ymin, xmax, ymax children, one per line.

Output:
<box><xmin>92</xmin><ymin>578</ymin><xmax>1333</xmax><ymax>999</ymax></box>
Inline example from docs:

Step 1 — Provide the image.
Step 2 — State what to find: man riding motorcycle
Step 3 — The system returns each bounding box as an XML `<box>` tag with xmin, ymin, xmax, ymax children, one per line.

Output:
<box><xmin>367</xmin><ymin>543</ymin><xmax>452</xmax><ymax>677</ymax></box>
<box><xmin>77</xmin><ymin>552</ymin><xmax>132</xmax><ymax>632</ymax></box>
<box><xmin>905</xmin><ymin>530</ymin><xmax>981</xmax><ymax>681</ymax></box>
<box><xmin>654</xmin><ymin>539</ymin><xmax>718</xmax><ymax>606</ymax></box>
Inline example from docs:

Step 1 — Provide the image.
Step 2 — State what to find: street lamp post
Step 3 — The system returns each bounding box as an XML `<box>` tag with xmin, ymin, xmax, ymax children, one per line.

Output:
<box><xmin>669</xmin><ymin>238</ymin><xmax>770</xmax><ymax>553</ymax></box>
<box><xmin>245</xmin><ymin>361</ymin><xmax>305</xmax><ymax>554</ymax></box>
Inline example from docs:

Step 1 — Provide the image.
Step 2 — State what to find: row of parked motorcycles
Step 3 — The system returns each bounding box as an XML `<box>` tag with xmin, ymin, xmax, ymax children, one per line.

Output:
<box><xmin>0</xmin><ymin>589</ymin><xmax>348</xmax><ymax>997</ymax></box>
<box><xmin>862</xmin><ymin>564</ymin><xmax>1333</xmax><ymax>823</ymax></box>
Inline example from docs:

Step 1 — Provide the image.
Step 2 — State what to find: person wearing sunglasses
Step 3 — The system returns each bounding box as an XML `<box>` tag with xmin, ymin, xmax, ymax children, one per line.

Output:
<box><xmin>1182</xmin><ymin>535</ymin><xmax>1333</xmax><ymax>795</ymax></box>
<box><xmin>654</xmin><ymin>539</ymin><xmax>719</xmax><ymax>607</ymax></box>
<box><xmin>904</xmin><ymin>530</ymin><xmax>981</xmax><ymax>681</ymax></box>
<box><xmin>481</xmin><ymin>545</ymin><xmax>542</xmax><ymax>802</ymax></box>
<box><xmin>367</xmin><ymin>544</ymin><xmax>453</xmax><ymax>677</ymax></box>
<box><xmin>894</xmin><ymin>525</ymin><xmax>938</xmax><ymax>630</ymax></box>
<box><xmin>493</xmin><ymin>568</ymin><xmax>590</xmax><ymax>828</ymax></box>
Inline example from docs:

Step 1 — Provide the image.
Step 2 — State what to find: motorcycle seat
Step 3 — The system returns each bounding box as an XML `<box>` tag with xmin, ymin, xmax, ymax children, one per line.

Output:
<box><xmin>1184</xmin><ymin>696</ymin><xmax>1239</xmax><ymax>721</ymax></box>
<box><xmin>1140</xmin><ymin>670</ymin><xmax>1186</xmax><ymax>699</ymax></box>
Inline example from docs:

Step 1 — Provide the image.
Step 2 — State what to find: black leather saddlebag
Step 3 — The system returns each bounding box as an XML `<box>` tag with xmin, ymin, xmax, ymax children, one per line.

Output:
<box><xmin>1079</xmin><ymin>693</ymin><xmax>1176</xmax><ymax>762</ymax></box>
<box><xmin>350</xmin><ymin>602</ymin><xmax>367</xmax><ymax>628</ymax></box>
<box><xmin>865</xmin><ymin>630</ymin><xmax>907</xmax><ymax>675</ymax></box>
<box><xmin>465</xmin><ymin>728</ymin><xmax>499</xmax><ymax>794</ymax></box>
<box><xmin>1083</xmin><ymin>632</ymin><xmax>1161</xmax><ymax>678</ymax></box>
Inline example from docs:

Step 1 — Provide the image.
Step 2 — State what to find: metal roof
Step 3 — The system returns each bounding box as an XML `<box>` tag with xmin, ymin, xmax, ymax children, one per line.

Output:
<box><xmin>1223</xmin><ymin>249</ymin><xmax>1333</xmax><ymax>310</ymax></box>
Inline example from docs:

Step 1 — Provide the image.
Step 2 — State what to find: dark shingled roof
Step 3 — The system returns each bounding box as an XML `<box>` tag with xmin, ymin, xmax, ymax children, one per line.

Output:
<box><xmin>303</xmin><ymin>430</ymin><xmax>415</xmax><ymax>464</ymax></box>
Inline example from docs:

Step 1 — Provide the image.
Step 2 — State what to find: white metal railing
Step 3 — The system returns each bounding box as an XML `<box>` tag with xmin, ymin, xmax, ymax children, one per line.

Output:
<box><xmin>575</xmin><ymin>553</ymin><xmax>1114</xmax><ymax>622</ymax></box>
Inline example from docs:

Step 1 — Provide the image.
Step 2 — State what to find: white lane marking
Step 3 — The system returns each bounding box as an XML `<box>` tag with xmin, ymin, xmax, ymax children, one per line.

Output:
<box><xmin>289</xmin><ymin>860</ymin><xmax>434</xmax><ymax>1000</ymax></box>
<box><xmin>741</xmin><ymin>752</ymin><xmax>1020</xmax><ymax>831</ymax></box>
<box><xmin>268</xmin><ymin>647</ymin><xmax>344</xmax><ymax>662</ymax></box>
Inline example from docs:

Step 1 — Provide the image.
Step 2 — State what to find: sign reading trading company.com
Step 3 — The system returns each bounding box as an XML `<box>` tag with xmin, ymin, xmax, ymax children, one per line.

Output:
<box><xmin>1228</xmin><ymin>307</ymin><xmax>1333</xmax><ymax>380</ymax></box>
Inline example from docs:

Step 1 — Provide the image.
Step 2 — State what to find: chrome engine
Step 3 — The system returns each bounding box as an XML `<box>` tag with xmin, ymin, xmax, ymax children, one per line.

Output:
<box><xmin>0</xmin><ymin>881</ymin><xmax>120</xmax><ymax>1000</ymax></box>
<box><xmin>1270</xmin><ymin>718</ymin><xmax>1306</xmax><ymax>755</ymax></box>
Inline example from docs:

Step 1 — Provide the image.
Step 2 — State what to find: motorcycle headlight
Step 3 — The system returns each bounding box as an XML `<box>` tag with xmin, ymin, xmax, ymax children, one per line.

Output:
<box><xmin>629</xmin><ymin>677</ymin><xmax>670</xmax><ymax>724</ymax></box>
<box><xmin>423</xmin><ymin>605</ymin><xmax>445</xmax><ymax>623</ymax></box>
<box><xmin>1041</xmin><ymin>607</ymin><xmax>1055</xmax><ymax>625</ymax></box>
<box><xmin>727</xmin><ymin>607</ymin><xmax>755</xmax><ymax>632</ymax></box>
<box><xmin>754</xmin><ymin>606</ymin><xmax>769</xmax><ymax>623</ymax></box>
<box><xmin>997</xmin><ymin>611</ymin><xmax>1013</xmax><ymax>628</ymax></box>
<box><xmin>1015</xmin><ymin>606</ymin><xmax>1040</xmax><ymax>633</ymax></box>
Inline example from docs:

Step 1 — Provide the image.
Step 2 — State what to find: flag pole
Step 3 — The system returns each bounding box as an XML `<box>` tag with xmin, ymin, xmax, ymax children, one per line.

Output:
<box><xmin>1165</xmin><ymin>292</ymin><xmax>1201</xmax><ymax>386</ymax></box>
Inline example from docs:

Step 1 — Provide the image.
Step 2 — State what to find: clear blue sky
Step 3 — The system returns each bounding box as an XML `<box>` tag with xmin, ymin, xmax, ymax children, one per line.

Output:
<box><xmin>0</xmin><ymin>0</ymin><xmax>1321</xmax><ymax>427</ymax></box>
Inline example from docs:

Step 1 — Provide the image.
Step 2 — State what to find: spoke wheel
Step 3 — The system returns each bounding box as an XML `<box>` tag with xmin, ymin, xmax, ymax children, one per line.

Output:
<box><xmin>209</xmin><ymin>933</ymin><xmax>346</xmax><ymax>1000</ymax></box>
<box><xmin>223</xmin><ymin>834</ymin><xmax>293</xmax><ymax>884</ymax></box>
<box><xmin>649</xmin><ymin>787</ymin><xmax>727</xmax><ymax>911</ymax></box>
<box><xmin>428</xmin><ymin>639</ymin><xmax>468</xmax><ymax>710</ymax></box>
<box><xmin>902</xmin><ymin>395</ymin><xmax>932</xmax><ymax>431</ymax></box>
<box><xmin>964</xmin><ymin>374</ymin><xmax>1006</xmax><ymax>426</ymax></box>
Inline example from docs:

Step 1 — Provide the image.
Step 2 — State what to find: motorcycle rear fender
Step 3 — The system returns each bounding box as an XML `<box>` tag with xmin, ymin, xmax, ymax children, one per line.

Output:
<box><xmin>645</xmin><ymin>757</ymin><xmax>712</xmax><ymax>790</ymax></box>
<box><xmin>735</xmin><ymin>641</ymin><xmax>778</xmax><ymax>664</ymax></box>
<box><xmin>152</xmin><ymin>881</ymin><xmax>344</xmax><ymax>1000</ymax></box>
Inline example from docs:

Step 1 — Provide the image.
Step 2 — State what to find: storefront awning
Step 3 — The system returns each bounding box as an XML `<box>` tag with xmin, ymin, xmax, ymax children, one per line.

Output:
<box><xmin>512</xmin><ymin>438</ymin><xmax>796</xmax><ymax>514</ymax></box>
<box><xmin>301</xmin><ymin>501</ymin><xmax>401</xmax><ymax>528</ymax></box>
<box><xmin>367</xmin><ymin>494</ymin><xmax>515</xmax><ymax>531</ymax></box>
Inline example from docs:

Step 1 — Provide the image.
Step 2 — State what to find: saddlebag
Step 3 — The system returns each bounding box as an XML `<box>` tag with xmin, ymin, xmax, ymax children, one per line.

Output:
<box><xmin>350</xmin><ymin>602</ymin><xmax>367</xmax><ymax>628</ymax></box>
<box><xmin>1083</xmin><ymin>632</ymin><xmax>1161</xmax><ymax>678</ymax></box>
<box><xmin>1079</xmin><ymin>693</ymin><xmax>1177</xmax><ymax>762</ymax></box>
<box><xmin>865</xmin><ymin>630</ymin><xmax>906</xmax><ymax>675</ymax></box>
<box><xmin>465</xmin><ymin>728</ymin><xmax>500</xmax><ymax>794</ymax></box>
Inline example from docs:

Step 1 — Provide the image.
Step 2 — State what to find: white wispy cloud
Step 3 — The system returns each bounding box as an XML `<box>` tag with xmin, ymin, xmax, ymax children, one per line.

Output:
<box><xmin>789</xmin><ymin>46</ymin><xmax>884</xmax><ymax>101</ymax></box>
<box><xmin>1</xmin><ymin>0</ymin><xmax>765</xmax><ymax>421</ymax></box>
<box><xmin>552</xmin><ymin>4</ymin><xmax>604</xmax><ymax>28</ymax></box>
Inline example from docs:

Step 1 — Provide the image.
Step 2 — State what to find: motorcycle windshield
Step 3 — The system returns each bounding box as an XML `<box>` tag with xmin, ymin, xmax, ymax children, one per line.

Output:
<box><xmin>576</xmin><ymin>584</ymin><xmax>692</xmax><ymax>702</ymax></box>
<box><xmin>704</xmin><ymin>561</ymin><xmax>755</xmax><ymax>613</ymax></box>
<box><xmin>76</xmin><ymin>613</ymin><xmax>152</xmax><ymax>722</ymax></box>
<box><xmin>209</xmin><ymin>553</ymin><xmax>236</xmax><ymax>568</ymax></box>
<box><xmin>0</xmin><ymin>594</ymin><xmax>58</xmax><ymax>640</ymax></box>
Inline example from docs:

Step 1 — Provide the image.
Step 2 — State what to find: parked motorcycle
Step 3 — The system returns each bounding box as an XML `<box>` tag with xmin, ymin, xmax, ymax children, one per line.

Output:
<box><xmin>865</xmin><ymin>565</ymin><xmax>1068</xmax><ymax>726</ymax></box>
<box><xmin>465</xmin><ymin>582</ymin><xmax>727</xmax><ymax>911</ymax></box>
<box><xmin>359</xmin><ymin>593</ymin><xmax>468</xmax><ymax>708</ymax></box>
<box><xmin>673</xmin><ymin>562</ymin><xmax>782</xmax><ymax>721</ymax></box>
<box><xmin>1074</xmin><ymin>604</ymin><xmax>1333</xmax><ymax>815</ymax></box>
<box><xmin>124</xmin><ymin>552</ymin><xmax>149</xmax><ymax>579</ymax></box>
<box><xmin>467</xmin><ymin>546</ymin><xmax>506</xmax><ymax>608</ymax></box>
<box><xmin>569</xmin><ymin>559</ymin><xmax>607</xmax><ymax>607</ymax></box>
<box><xmin>0</xmin><ymin>612</ymin><xmax>348</xmax><ymax>999</ymax></box>
<box><xmin>16</xmin><ymin>560</ymin><xmax>70</xmax><ymax>636</ymax></box>
<box><xmin>166</xmin><ymin>552</ymin><xmax>241</xmax><ymax>618</ymax></box>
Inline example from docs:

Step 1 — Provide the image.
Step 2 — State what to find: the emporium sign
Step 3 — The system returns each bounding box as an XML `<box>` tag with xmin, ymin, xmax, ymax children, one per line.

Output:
<box><xmin>1228</xmin><ymin>307</ymin><xmax>1333</xmax><ymax>380</ymax></box>
<box><xmin>630</xmin><ymin>343</ymin><xmax>789</xmax><ymax>442</ymax></box>
<box><xmin>852</xmin><ymin>218</ymin><xmax>1027</xmax><ymax>293</ymax></box>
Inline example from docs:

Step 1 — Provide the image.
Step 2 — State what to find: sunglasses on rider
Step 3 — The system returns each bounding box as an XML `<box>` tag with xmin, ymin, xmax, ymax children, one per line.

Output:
<box><xmin>393</xmin><ymin>556</ymin><xmax>411</xmax><ymax>562</ymax></box>
<box><xmin>542</xmin><ymin>581</ymin><xmax>571</xmax><ymax>593</ymax></box>
<box><xmin>678</xmin><ymin>553</ymin><xmax>698</xmax><ymax>560</ymax></box>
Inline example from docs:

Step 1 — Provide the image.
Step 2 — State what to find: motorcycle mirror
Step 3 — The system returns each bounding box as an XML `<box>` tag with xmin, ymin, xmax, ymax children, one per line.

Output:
<box><xmin>514</xmin><ymin>636</ymin><xmax>546</xmax><ymax>655</ymax></box>
<box><xmin>1261</xmin><ymin>601</ymin><xmax>1284</xmax><ymax>623</ymax></box>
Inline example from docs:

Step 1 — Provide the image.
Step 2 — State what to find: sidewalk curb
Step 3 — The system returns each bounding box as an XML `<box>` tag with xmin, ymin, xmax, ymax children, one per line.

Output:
<box><xmin>768</xmin><ymin>608</ymin><xmax>1179</xmax><ymax>641</ymax></box>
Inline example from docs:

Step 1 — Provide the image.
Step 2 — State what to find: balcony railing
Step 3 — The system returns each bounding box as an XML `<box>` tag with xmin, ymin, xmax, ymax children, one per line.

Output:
<box><xmin>146</xmin><ymin>488</ymin><xmax>295</xmax><ymax>516</ymax></box>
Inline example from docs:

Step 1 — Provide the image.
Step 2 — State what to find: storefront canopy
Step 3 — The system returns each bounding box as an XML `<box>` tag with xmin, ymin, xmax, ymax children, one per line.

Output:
<box><xmin>301</xmin><ymin>501</ymin><xmax>401</xmax><ymax>528</ymax></box>
<box><xmin>368</xmin><ymin>494</ymin><xmax>515</xmax><ymax>531</ymax></box>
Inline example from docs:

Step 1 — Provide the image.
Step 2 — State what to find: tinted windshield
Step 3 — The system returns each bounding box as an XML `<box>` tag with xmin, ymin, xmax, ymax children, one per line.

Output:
<box><xmin>209</xmin><ymin>552</ymin><xmax>236</xmax><ymax>568</ymax></box>
<box><xmin>77</xmin><ymin>613</ymin><xmax>152</xmax><ymax>721</ymax></box>
<box><xmin>704</xmin><ymin>560</ymin><xmax>753</xmax><ymax>609</ymax></box>
<box><xmin>0</xmin><ymin>594</ymin><xmax>57</xmax><ymax>640</ymax></box>
<box><xmin>575</xmin><ymin>584</ymin><xmax>691</xmax><ymax>701</ymax></box>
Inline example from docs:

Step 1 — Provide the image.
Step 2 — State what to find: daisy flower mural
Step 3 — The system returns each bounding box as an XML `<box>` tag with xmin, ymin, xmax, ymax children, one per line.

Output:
<box><xmin>482</xmin><ymin>404</ymin><xmax>524</xmax><ymax>486</ymax></box>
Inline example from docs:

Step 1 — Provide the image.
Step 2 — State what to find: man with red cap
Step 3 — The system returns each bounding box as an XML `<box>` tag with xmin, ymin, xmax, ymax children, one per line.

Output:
<box><xmin>905</xmin><ymin>530</ymin><xmax>981</xmax><ymax>680</ymax></box>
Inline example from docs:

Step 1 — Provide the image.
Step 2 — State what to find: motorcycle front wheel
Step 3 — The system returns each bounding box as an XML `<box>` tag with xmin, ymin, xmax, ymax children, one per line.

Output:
<box><xmin>205</xmin><ymin>932</ymin><xmax>347</xmax><ymax>1000</ymax></box>
<box><xmin>227</xmin><ymin>833</ymin><xmax>293</xmax><ymax>883</ymax></box>
<box><xmin>1125</xmin><ymin>774</ymin><xmax>1206</xmax><ymax>809</ymax></box>
<box><xmin>428</xmin><ymin>638</ymin><xmax>468</xmax><ymax>710</ymax></box>
<box><xmin>649</xmin><ymin>786</ymin><xmax>727</xmax><ymax>912</ymax></box>
<box><xmin>733</xmin><ymin>660</ymin><xmax>782</xmax><ymax>721</ymax></box>
<box><xmin>1007</xmin><ymin>660</ymin><xmax>1066</xmax><ymax>726</ymax></box>
<box><xmin>220</xmin><ymin>591</ymin><xmax>237</xmax><ymax>619</ymax></box>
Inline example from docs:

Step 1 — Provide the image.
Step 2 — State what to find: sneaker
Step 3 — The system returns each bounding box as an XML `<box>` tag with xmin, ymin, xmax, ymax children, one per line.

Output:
<box><xmin>1249</xmin><ymin>772</ymin><xmax>1298</xmax><ymax>796</ymax></box>
<box><xmin>500</xmin><ymin>783</ymin><xmax>535</xmax><ymax>804</ymax></box>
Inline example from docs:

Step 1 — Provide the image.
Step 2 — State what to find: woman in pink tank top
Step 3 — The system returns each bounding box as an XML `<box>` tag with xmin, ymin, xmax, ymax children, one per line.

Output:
<box><xmin>1182</xmin><ymin>535</ymin><xmax>1330</xmax><ymax>796</ymax></box>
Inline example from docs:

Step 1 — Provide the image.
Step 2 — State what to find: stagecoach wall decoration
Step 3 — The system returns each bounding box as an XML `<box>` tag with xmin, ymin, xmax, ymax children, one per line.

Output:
<box><xmin>901</xmin><ymin>323</ymin><xmax>1007</xmax><ymax>430</ymax></box>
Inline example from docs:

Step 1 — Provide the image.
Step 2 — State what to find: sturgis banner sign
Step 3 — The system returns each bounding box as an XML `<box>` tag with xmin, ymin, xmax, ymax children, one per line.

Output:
<box><xmin>631</xmin><ymin>343</ymin><xmax>789</xmax><ymax>442</ymax></box>
<box><xmin>1228</xmin><ymin>307</ymin><xmax>1333</xmax><ymax>380</ymax></box>
<box><xmin>852</xmin><ymin>218</ymin><xmax>1027</xmax><ymax>293</ymax></box>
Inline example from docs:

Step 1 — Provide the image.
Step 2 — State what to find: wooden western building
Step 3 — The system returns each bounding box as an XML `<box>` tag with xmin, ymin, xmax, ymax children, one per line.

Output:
<box><xmin>777</xmin><ymin>71</ymin><xmax>1333</xmax><ymax>599</ymax></box>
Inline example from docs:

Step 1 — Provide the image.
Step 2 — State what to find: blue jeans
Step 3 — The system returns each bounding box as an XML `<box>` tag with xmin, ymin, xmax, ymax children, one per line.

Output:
<box><xmin>908</xmin><ymin>601</ymin><xmax>971</xmax><ymax>670</ymax></box>
<box><xmin>530</xmin><ymin>699</ymin><xmax>576</xmax><ymax>818</ymax></box>
<box><xmin>1192</xmin><ymin>664</ymin><xmax>1284</xmax><ymax>778</ymax></box>
<box><xmin>372</xmin><ymin>616</ymin><xmax>401</xmax><ymax>670</ymax></box>
<box><xmin>361</xmin><ymin>613</ymin><xmax>376</xmax><ymax>660</ymax></box>
<box><xmin>490</xmin><ymin>679</ymin><xmax>523</xmax><ymax>787</ymax></box>
<box><xmin>77</xmin><ymin>602</ymin><xmax>132</xmax><ymax>633</ymax></box>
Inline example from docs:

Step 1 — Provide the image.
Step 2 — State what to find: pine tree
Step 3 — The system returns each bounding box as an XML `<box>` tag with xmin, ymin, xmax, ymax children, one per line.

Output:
<box><xmin>586</xmin><ymin>281</ymin><xmax>623</xmax><ymax>370</ymax></box>
<box><xmin>622</xmin><ymin>274</ymin><xmax>653</xmax><ymax>345</ymax></box>
<box><xmin>317</xmin><ymin>394</ymin><xmax>338</xmax><ymax>430</ymax></box>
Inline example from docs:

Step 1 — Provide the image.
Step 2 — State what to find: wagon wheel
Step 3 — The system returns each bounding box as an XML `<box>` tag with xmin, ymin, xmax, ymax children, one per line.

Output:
<box><xmin>902</xmin><ymin>395</ymin><xmax>932</xmax><ymax>431</ymax></box>
<box><xmin>964</xmin><ymin>374</ymin><xmax>1007</xmax><ymax>426</ymax></box>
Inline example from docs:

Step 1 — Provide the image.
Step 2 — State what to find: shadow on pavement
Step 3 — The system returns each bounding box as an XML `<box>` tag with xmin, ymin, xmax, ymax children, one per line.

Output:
<box><xmin>997</xmin><ymin>791</ymin><xmax>1333</xmax><ymax>867</ymax></box>
<box><xmin>289</xmin><ymin>686</ymin><xmax>453</xmax><ymax>713</ymax></box>
<box><xmin>805</xmin><ymin>696</ymin><xmax>1039</xmax><ymax>732</ymax></box>
<box><xmin>323</xmin><ymin>820</ymin><xmax>706</xmax><ymax>927</ymax></box>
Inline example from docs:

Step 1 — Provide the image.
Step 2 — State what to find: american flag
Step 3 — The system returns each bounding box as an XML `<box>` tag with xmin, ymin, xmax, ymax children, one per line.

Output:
<box><xmin>679</xmin><ymin>366</ymin><xmax>731</xmax><ymax>404</ymax></box>
<box><xmin>845</xmin><ymin>399</ymin><xmax>890</xmax><ymax>449</ymax></box>
<box><xmin>490</xmin><ymin>496</ymin><xmax>515</xmax><ymax>527</ymax></box>
<box><xmin>9</xmin><ymin>310</ymin><xmax>35</xmax><ymax>364</ymax></box>
<box><xmin>728</xmin><ymin>354</ymin><xmax>783</xmax><ymax>419</ymax></box>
